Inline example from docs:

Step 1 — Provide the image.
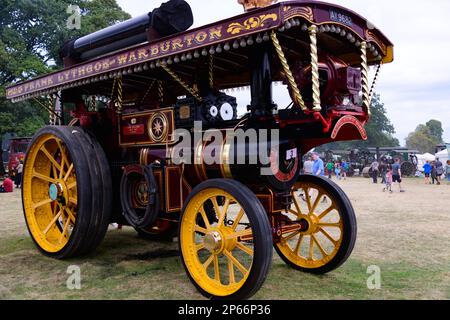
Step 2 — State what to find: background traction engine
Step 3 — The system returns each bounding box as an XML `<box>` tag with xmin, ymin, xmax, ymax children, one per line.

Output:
<box><xmin>7</xmin><ymin>0</ymin><xmax>393</xmax><ymax>299</ymax></box>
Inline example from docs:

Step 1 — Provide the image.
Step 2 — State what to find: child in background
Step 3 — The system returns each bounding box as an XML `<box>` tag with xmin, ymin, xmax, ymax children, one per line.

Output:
<box><xmin>334</xmin><ymin>162</ymin><xmax>341</xmax><ymax>180</ymax></box>
<box><xmin>383</xmin><ymin>166</ymin><xmax>393</xmax><ymax>193</ymax></box>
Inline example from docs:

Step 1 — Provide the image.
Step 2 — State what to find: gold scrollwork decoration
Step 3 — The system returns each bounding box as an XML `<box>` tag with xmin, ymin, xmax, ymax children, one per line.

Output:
<box><xmin>227</xmin><ymin>14</ymin><xmax>278</xmax><ymax>35</ymax></box>
<box><xmin>283</xmin><ymin>6</ymin><xmax>314</xmax><ymax>22</ymax></box>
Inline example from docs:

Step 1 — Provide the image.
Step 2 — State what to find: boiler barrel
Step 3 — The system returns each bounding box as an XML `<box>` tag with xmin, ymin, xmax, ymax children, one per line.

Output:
<box><xmin>60</xmin><ymin>0</ymin><xmax>193</xmax><ymax>63</ymax></box>
<box><xmin>73</xmin><ymin>14</ymin><xmax>152</xmax><ymax>57</ymax></box>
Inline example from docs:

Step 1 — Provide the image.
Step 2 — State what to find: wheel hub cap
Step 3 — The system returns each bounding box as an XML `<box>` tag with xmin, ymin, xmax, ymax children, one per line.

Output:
<box><xmin>204</xmin><ymin>231</ymin><xmax>222</xmax><ymax>252</ymax></box>
<box><xmin>49</xmin><ymin>184</ymin><xmax>59</xmax><ymax>201</ymax></box>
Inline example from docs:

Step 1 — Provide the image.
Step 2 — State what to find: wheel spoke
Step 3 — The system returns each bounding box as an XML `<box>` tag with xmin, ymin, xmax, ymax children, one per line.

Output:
<box><xmin>319</xmin><ymin>227</ymin><xmax>339</xmax><ymax>245</ymax></box>
<box><xmin>212</xmin><ymin>197</ymin><xmax>225</xmax><ymax>226</ymax></box>
<box><xmin>231</xmin><ymin>208</ymin><xmax>244</xmax><ymax>230</ymax></box>
<box><xmin>304</xmin><ymin>188</ymin><xmax>312</xmax><ymax>212</ymax></box>
<box><xmin>64</xmin><ymin>164</ymin><xmax>74</xmax><ymax>182</ymax></box>
<box><xmin>224</xmin><ymin>250</ymin><xmax>248</xmax><ymax>276</ymax></box>
<box><xmin>294</xmin><ymin>234</ymin><xmax>303</xmax><ymax>255</ymax></box>
<box><xmin>228</xmin><ymin>259</ymin><xmax>235</xmax><ymax>284</ymax></box>
<box><xmin>196</xmin><ymin>243</ymin><xmax>205</xmax><ymax>252</ymax></box>
<box><xmin>194</xmin><ymin>225</ymin><xmax>208</xmax><ymax>234</ymax></box>
<box><xmin>67</xmin><ymin>181</ymin><xmax>77</xmax><ymax>190</ymax></box>
<box><xmin>69</xmin><ymin>197</ymin><xmax>78</xmax><ymax>206</ymax></box>
<box><xmin>318</xmin><ymin>205</ymin><xmax>334</xmax><ymax>220</ymax></box>
<box><xmin>310</xmin><ymin>192</ymin><xmax>323</xmax><ymax>215</ymax></box>
<box><xmin>199</xmin><ymin>207</ymin><xmax>211</xmax><ymax>231</ymax></box>
<box><xmin>43</xmin><ymin>209</ymin><xmax>62</xmax><ymax>235</ymax></box>
<box><xmin>33</xmin><ymin>198</ymin><xmax>54</xmax><ymax>210</ymax></box>
<box><xmin>235</xmin><ymin>242</ymin><xmax>254</xmax><ymax>256</ymax></box>
<box><xmin>32</xmin><ymin>171</ymin><xmax>57</xmax><ymax>184</ymax></box>
<box><xmin>56</xmin><ymin>140</ymin><xmax>68</xmax><ymax>180</ymax></box>
<box><xmin>65</xmin><ymin>207</ymin><xmax>77</xmax><ymax>224</ymax></box>
<box><xmin>203</xmin><ymin>254</ymin><xmax>214</xmax><ymax>269</ymax></box>
<box><xmin>308</xmin><ymin>235</ymin><xmax>314</xmax><ymax>260</ymax></box>
<box><xmin>219</xmin><ymin>198</ymin><xmax>231</xmax><ymax>226</ymax></box>
<box><xmin>51</xmin><ymin>163</ymin><xmax>59</xmax><ymax>180</ymax></box>
<box><xmin>59</xmin><ymin>214</ymin><xmax>71</xmax><ymax>244</ymax></box>
<box><xmin>318</xmin><ymin>222</ymin><xmax>341</xmax><ymax>228</ymax></box>
<box><xmin>281</xmin><ymin>230</ymin><xmax>300</xmax><ymax>243</ymax></box>
<box><xmin>213</xmin><ymin>255</ymin><xmax>220</xmax><ymax>282</ymax></box>
<box><xmin>40</xmin><ymin>145</ymin><xmax>61</xmax><ymax>172</ymax></box>
<box><xmin>226</xmin><ymin>228</ymin><xmax>252</xmax><ymax>240</ymax></box>
<box><xmin>292</xmin><ymin>194</ymin><xmax>303</xmax><ymax>217</ymax></box>
<box><xmin>311</xmin><ymin>234</ymin><xmax>327</xmax><ymax>257</ymax></box>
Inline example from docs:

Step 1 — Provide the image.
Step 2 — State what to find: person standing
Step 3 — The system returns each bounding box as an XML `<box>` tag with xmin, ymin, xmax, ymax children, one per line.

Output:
<box><xmin>15</xmin><ymin>160</ymin><xmax>23</xmax><ymax>189</ymax></box>
<box><xmin>303</xmin><ymin>156</ymin><xmax>314</xmax><ymax>175</ymax></box>
<box><xmin>379</xmin><ymin>161</ymin><xmax>387</xmax><ymax>184</ymax></box>
<box><xmin>312</xmin><ymin>152</ymin><xmax>325</xmax><ymax>176</ymax></box>
<box><xmin>392</xmin><ymin>158</ymin><xmax>405</xmax><ymax>192</ymax></box>
<box><xmin>435</xmin><ymin>157</ymin><xmax>443</xmax><ymax>185</ymax></box>
<box><xmin>326</xmin><ymin>161</ymin><xmax>334</xmax><ymax>179</ymax></box>
<box><xmin>341</xmin><ymin>160</ymin><xmax>348</xmax><ymax>180</ymax></box>
<box><xmin>430</xmin><ymin>161</ymin><xmax>437</xmax><ymax>185</ymax></box>
<box><xmin>370</xmin><ymin>160</ymin><xmax>379</xmax><ymax>184</ymax></box>
<box><xmin>446</xmin><ymin>160</ymin><xmax>450</xmax><ymax>182</ymax></box>
<box><xmin>334</xmin><ymin>162</ymin><xmax>341</xmax><ymax>180</ymax></box>
<box><xmin>423</xmin><ymin>161</ymin><xmax>432</xmax><ymax>184</ymax></box>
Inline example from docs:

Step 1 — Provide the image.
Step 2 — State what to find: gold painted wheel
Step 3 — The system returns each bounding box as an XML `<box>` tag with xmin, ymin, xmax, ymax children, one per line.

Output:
<box><xmin>22</xmin><ymin>126</ymin><xmax>112</xmax><ymax>259</ymax></box>
<box><xmin>179</xmin><ymin>179</ymin><xmax>272</xmax><ymax>300</ymax></box>
<box><xmin>274</xmin><ymin>175</ymin><xmax>357</xmax><ymax>274</ymax></box>
<box><xmin>23</xmin><ymin>134</ymin><xmax>77</xmax><ymax>253</ymax></box>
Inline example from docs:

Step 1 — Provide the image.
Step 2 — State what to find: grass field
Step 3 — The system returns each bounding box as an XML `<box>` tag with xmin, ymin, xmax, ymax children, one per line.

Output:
<box><xmin>1</xmin><ymin>177</ymin><xmax>449</xmax><ymax>300</ymax></box>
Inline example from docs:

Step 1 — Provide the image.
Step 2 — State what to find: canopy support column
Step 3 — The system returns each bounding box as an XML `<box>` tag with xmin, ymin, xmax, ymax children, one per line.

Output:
<box><xmin>308</xmin><ymin>25</ymin><xmax>321</xmax><ymax>112</ymax></box>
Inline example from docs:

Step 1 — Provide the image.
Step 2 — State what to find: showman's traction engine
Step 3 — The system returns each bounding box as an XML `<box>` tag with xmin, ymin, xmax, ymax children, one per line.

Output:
<box><xmin>6</xmin><ymin>0</ymin><xmax>393</xmax><ymax>299</ymax></box>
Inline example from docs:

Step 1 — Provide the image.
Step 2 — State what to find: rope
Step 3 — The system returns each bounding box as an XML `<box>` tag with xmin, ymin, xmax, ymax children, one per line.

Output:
<box><xmin>141</xmin><ymin>80</ymin><xmax>156</xmax><ymax>104</ymax></box>
<box><xmin>369</xmin><ymin>63</ymin><xmax>382</xmax><ymax>103</ymax></box>
<box><xmin>209</xmin><ymin>55</ymin><xmax>214</xmax><ymax>89</ymax></box>
<box><xmin>161</xmin><ymin>64</ymin><xmax>202</xmax><ymax>102</ymax></box>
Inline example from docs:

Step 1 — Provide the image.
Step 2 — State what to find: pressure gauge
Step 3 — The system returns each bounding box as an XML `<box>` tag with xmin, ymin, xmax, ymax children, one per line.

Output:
<box><xmin>220</xmin><ymin>103</ymin><xmax>234</xmax><ymax>121</ymax></box>
<box><xmin>209</xmin><ymin>105</ymin><xmax>219</xmax><ymax>118</ymax></box>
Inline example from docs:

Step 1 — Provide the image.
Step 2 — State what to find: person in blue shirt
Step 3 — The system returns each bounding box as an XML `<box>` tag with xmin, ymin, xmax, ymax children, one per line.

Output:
<box><xmin>423</xmin><ymin>161</ymin><xmax>432</xmax><ymax>184</ymax></box>
<box><xmin>312</xmin><ymin>152</ymin><xmax>325</xmax><ymax>176</ymax></box>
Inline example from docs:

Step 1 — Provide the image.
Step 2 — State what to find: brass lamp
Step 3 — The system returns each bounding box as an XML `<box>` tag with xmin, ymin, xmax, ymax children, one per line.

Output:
<box><xmin>238</xmin><ymin>0</ymin><xmax>278</xmax><ymax>12</ymax></box>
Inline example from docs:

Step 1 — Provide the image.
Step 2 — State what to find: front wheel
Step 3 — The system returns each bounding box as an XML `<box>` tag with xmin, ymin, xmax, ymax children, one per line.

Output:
<box><xmin>274</xmin><ymin>175</ymin><xmax>357</xmax><ymax>274</ymax></box>
<box><xmin>179</xmin><ymin>179</ymin><xmax>273</xmax><ymax>300</ymax></box>
<box><xmin>22</xmin><ymin>126</ymin><xmax>112</xmax><ymax>259</ymax></box>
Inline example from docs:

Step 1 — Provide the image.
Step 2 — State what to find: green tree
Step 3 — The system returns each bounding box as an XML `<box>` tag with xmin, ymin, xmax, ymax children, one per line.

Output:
<box><xmin>425</xmin><ymin>120</ymin><xmax>443</xmax><ymax>144</ymax></box>
<box><xmin>319</xmin><ymin>93</ymin><xmax>399</xmax><ymax>151</ymax></box>
<box><xmin>0</xmin><ymin>0</ymin><xmax>130</xmax><ymax>174</ymax></box>
<box><xmin>405</xmin><ymin>120</ymin><xmax>443</xmax><ymax>153</ymax></box>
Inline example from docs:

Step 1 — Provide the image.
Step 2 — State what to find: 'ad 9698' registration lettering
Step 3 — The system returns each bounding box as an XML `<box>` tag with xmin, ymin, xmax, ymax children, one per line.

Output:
<box><xmin>330</xmin><ymin>10</ymin><xmax>353</xmax><ymax>27</ymax></box>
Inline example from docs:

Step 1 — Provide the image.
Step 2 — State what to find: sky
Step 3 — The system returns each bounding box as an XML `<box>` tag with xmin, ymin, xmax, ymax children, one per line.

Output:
<box><xmin>117</xmin><ymin>0</ymin><xmax>450</xmax><ymax>145</ymax></box>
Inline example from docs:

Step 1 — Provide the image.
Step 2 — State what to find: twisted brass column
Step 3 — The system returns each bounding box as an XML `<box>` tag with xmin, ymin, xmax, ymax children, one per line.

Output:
<box><xmin>309</xmin><ymin>25</ymin><xmax>321</xmax><ymax>112</ymax></box>
<box><xmin>360</xmin><ymin>42</ymin><xmax>371</xmax><ymax>117</ymax></box>
<box><xmin>116</xmin><ymin>76</ymin><xmax>123</xmax><ymax>114</ymax></box>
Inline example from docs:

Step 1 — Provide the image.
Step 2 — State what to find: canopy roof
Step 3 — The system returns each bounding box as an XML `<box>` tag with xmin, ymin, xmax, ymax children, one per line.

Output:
<box><xmin>6</xmin><ymin>0</ymin><xmax>394</xmax><ymax>103</ymax></box>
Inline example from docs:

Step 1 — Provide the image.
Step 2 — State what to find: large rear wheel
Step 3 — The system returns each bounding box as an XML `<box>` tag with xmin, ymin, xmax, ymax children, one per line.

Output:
<box><xmin>274</xmin><ymin>175</ymin><xmax>357</xmax><ymax>274</ymax></box>
<box><xmin>22</xmin><ymin>126</ymin><xmax>112</xmax><ymax>259</ymax></box>
<box><xmin>179</xmin><ymin>179</ymin><xmax>272</xmax><ymax>300</ymax></box>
